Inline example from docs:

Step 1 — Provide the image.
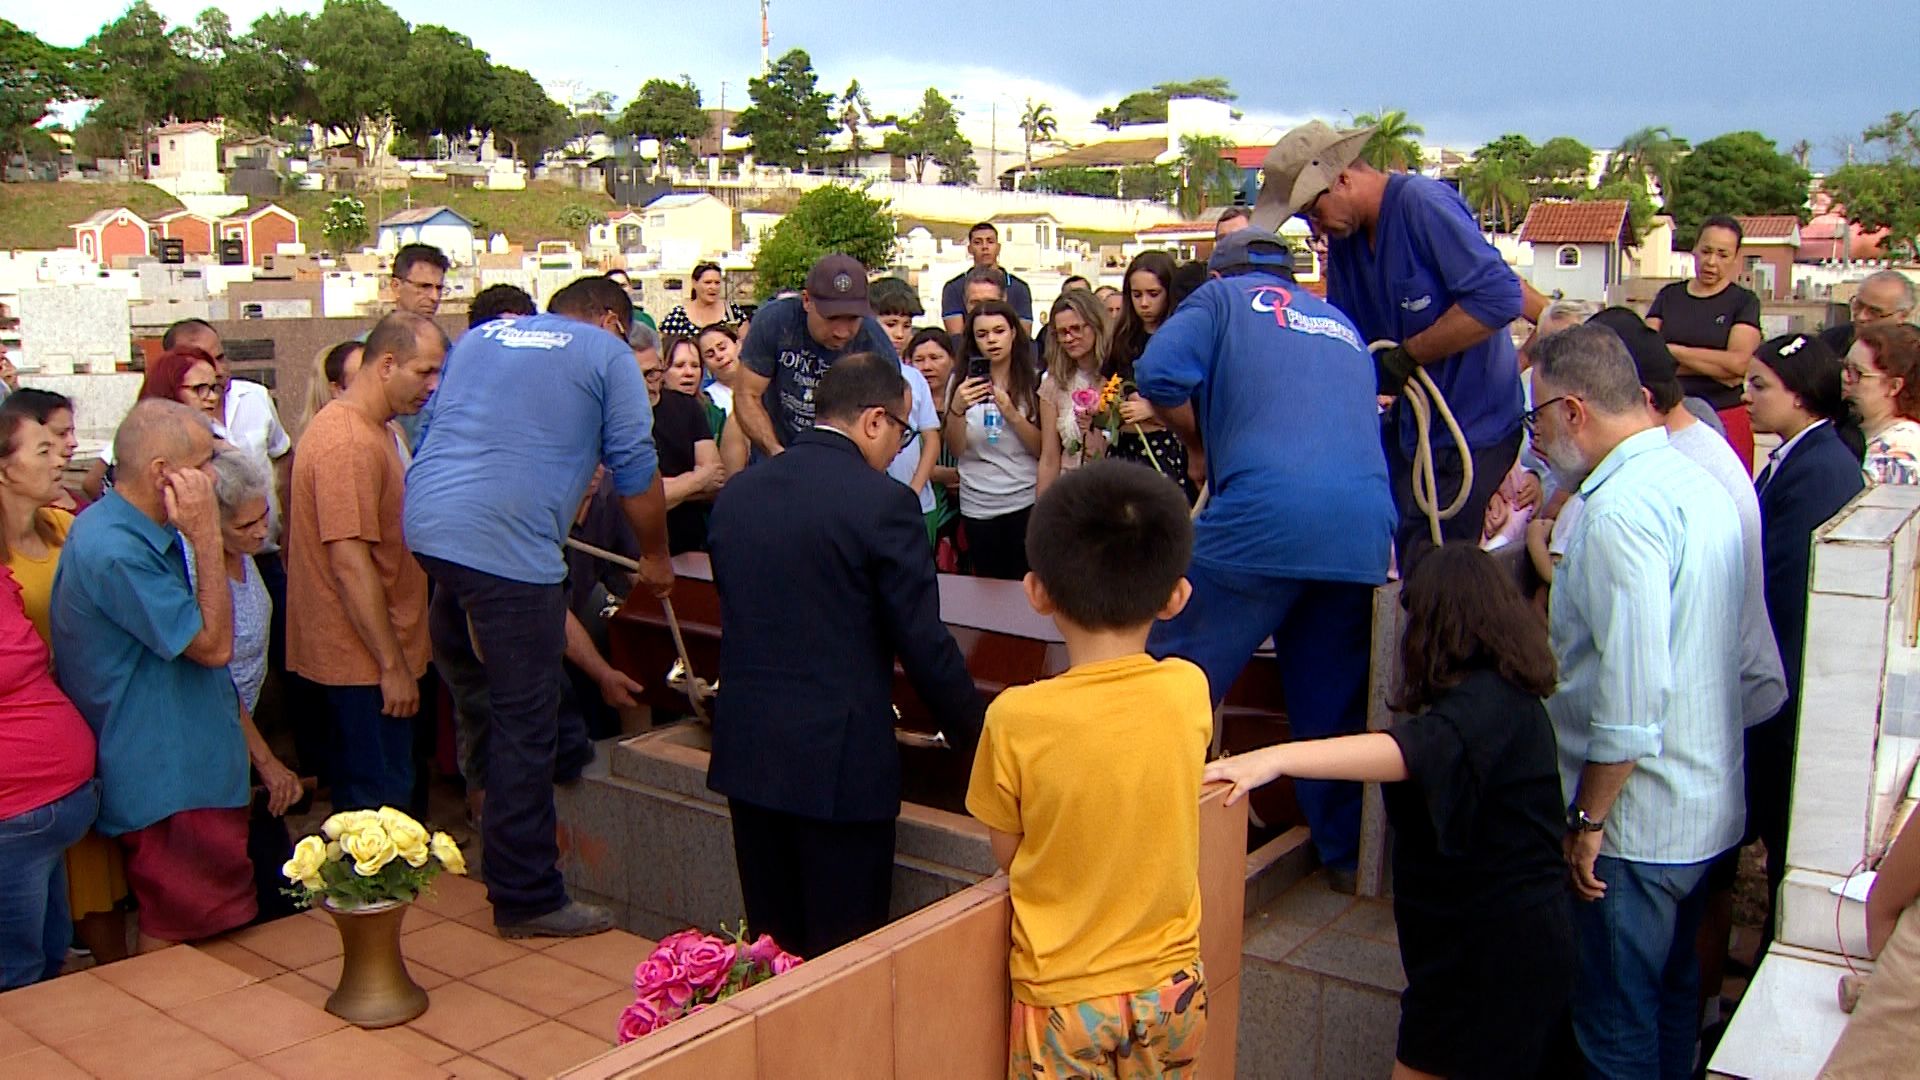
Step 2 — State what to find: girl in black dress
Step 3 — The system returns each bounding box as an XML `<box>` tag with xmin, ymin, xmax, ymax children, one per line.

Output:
<box><xmin>1206</xmin><ymin>542</ymin><xmax>1573</xmax><ymax>1080</ymax></box>
<box><xmin>1104</xmin><ymin>250</ymin><xmax>1196</xmax><ymax>502</ymax></box>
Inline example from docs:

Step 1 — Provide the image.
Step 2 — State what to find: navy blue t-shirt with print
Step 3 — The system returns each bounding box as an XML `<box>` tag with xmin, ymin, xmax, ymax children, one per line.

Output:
<box><xmin>737</xmin><ymin>296</ymin><xmax>899</xmax><ymax>448</ymax></box>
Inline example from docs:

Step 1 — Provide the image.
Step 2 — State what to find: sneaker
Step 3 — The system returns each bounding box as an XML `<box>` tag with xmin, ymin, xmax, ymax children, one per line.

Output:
<box><xmin>497</xmin><ymin>900</ymin><xmax>614</xmax><ymax>939</ymax></box>
<box><xmin>1324</xmin><ymin>867</ymin><xmax>1359</xmax><ymax>896</ymax></box>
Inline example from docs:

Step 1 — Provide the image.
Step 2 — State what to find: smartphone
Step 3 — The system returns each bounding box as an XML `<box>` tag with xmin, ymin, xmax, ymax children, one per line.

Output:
<box><xmin>966</xmin><ymin>355</ymin><xmax>991</xmax><ymax>381</ymax></box>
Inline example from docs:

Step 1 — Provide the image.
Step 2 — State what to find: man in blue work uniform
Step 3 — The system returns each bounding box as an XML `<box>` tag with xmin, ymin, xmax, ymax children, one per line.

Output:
<box><xmin>1253</xmin><ymin>121</ymin><xmax>1526</xmax><ymax>570</ymax></box>
<box><xmin>1135</xmin><ymin>228</ymin><xmax>1396</xmax><ymax>892</ymax></box>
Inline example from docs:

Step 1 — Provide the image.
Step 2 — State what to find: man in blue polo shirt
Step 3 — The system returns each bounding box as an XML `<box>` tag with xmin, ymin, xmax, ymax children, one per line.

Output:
<box><xmin>405</xmin><ymin>274</ymin><xmax>673</xmax><ymax>939</ymax></box>
<box><xmin>1254</xmin><ymin>121</ymin><xmax>1526</xmax><ymax>570</ymax></box>
<box><xmin>1134</xmin><ymin>228</ymin><xmax>1396</xmax><ymax>890</ymax></box>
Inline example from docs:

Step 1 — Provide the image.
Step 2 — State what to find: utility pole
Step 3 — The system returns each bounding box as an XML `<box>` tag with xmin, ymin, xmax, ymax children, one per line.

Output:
<box><xmin>990</xmin><ymin>100</ymin><xmax>997</xmax><ymax>190</ymax></box>
<box><xmin>760</xmin><ymin>0</ymin><xmax>770</xmax><ymax>74</ymax></box>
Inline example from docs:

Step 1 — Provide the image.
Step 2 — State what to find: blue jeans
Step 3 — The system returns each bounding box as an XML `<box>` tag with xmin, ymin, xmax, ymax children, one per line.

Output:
<box><xmin>0</xmin><ymin>780</ymin><xmax>99</xmax><ymax>989</ymax></box>
<box><xmin>327</xmin><ymin>685</ymin><xmax>417</xmax><ymax>812</ymax></box>
<box><xmin>1148</xmin><ymin>566</ymin><xmax>1375</xmax><ymax>870</ymax></box>
<box><xmin>418</xmin><ymin>555</ymin><xmax>572</xmax><ymax>925</ymax></box>
<box><xmin>1573</xmin><ymin>854</ymin><xmax>1716</xmax><ymax>1080</ymax></box>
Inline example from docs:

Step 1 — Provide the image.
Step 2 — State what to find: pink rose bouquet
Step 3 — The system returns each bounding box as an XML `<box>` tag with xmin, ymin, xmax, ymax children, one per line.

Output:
<box><xmin>617</xmin><ymin>921</ymin><xmax>803</xmax><ymax>1042</ymax></box>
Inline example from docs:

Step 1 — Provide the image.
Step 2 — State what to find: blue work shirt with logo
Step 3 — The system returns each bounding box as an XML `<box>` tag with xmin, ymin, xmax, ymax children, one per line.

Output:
<box><xmin>1324</xmin><ymin>173</ymin><xmax>1524</xmax><ymax>455</ymax></box>
<box><xmin>1134</xmin><ymin>272</ymin><xmax>1395</xmax><ymax>584</ymax></box>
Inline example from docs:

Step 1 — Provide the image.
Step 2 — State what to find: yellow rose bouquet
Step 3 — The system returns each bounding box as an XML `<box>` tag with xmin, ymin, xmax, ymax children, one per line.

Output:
<box><xmin>283</xmin><ymin>806</ymin><xmax>467</xmax><ymax>911</ymax></box>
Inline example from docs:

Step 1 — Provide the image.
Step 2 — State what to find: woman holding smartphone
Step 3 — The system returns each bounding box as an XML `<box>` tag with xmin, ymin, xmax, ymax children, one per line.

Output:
<box><xmin>944</xmin><ymin>300</ymin><xmax>1041</xmax><ymax>579</ymax></box>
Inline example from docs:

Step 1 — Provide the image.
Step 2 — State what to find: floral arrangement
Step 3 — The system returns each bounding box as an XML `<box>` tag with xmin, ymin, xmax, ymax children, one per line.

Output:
<box><xmin>1073</xmin><ymin>373</ymin><xmax>1162</xmax><ymax>469</ymax></box>
<box><xmin>282</xmin><ymin>807</ymin><xmax>467</xmax><ymax>911</ymax></box>
<box><xmin>617</xmin><ymin>923</ymin><xmax>801</xmax><ymax>1042</ymax></box>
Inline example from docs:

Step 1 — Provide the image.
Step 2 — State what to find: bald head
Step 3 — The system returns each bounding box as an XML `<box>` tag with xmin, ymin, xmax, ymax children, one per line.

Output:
<box><xmin>352</xmin><ymin>311</ymin><xmax>449</xmax><ymax>419</ymax></box>
<box><xmin>113</xmin><ymin>399</ymin><xmax>215</xmax><ymax>496</ymax></box>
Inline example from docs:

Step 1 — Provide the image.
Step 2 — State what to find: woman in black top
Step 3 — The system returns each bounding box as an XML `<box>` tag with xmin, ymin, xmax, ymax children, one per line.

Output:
<box><xmin>642</xmin><ymin>337</ymin><xmax>724</xmax><ymax>553</ymax></box>
<box><xmin>1104</xmin><ymin>250</ymin><xmax>1195</xmax><ymax>501</ymax></box>
<box><xmin>1646</xmin><ymin>214</ymin><xmax>1764</xmax><ymax>470</ymax></box>
<box><xmin>1207</xmin><ymin>543</ymin><xmax>1571</xmax><ymax>1080</ymax></box>
<box><xmin>658</xmin><ymin>262</ymin><xmax>749</xmax><ymax>339</ymax></box>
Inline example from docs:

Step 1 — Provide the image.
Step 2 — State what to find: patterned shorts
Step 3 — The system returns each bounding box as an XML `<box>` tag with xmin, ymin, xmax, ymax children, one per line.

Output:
<box><xmin>1009</xmin><ymin>965</ymin><xmax>1207</xmax><ymax>1079</ymax></box>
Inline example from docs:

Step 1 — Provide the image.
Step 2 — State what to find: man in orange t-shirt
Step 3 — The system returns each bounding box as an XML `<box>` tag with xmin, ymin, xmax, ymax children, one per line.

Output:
<box><xmin>286</xmin><ymin>312</ymin><xmax>446</xmax><ymax>811</ymax></box>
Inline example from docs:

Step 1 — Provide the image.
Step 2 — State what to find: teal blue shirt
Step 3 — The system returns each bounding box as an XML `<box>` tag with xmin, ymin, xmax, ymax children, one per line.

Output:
<box><xmin>1547</xmin><ymin>428</ymin><xmax>1746</xmax><ymax>864</ymax></box>
<box><xmin>50</xmin><ymin>491</ymin><xmax>247</xmax><ymax>835</ymax></box>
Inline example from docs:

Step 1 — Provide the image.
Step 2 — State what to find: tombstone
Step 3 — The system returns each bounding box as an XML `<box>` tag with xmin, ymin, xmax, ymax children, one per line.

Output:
<box><xmin>18</xmin><ymin>284</ymin><xmax>129</xmax><ymax>376</ymax></box>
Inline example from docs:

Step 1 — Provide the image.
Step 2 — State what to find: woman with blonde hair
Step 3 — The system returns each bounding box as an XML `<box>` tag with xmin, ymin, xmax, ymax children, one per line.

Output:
<box><xmin>300</xmin><ymin>340</ymin><xmax>364</xmax><ymax>434</ymax></box>
<box><xmin>1036</xmin><ymin>289</ymin><xmax>1111</xmax><ymax>492</ymax></box>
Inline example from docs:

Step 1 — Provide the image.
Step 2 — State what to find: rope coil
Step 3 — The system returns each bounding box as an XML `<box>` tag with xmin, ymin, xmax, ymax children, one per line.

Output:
<box><xmin>1371</xmin><ymin>340</ymin><xmax>1473</xmax><ymax>548</ymax></box>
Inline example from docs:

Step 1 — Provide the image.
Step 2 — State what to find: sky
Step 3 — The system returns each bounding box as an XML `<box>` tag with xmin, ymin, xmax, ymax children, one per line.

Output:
<box><xmin>17</xmin><ymin>0</ymin><xmax>1913</xmax><ymax>168</ymax></box>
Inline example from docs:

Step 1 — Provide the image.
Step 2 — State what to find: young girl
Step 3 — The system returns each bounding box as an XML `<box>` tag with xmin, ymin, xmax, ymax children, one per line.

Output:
<box><xmin>1105</xmin><ymin>250</ymin><xmax>1195</xmax><ymax>501</ymax></box>
<box><xmin>1206</xmin><ymin>543</ymin><xmax>1572</xmax><ymax>1080</ymax></box>
<box><xmin>1036</xmin><ymin>290</ymin><xmax>1110</xmax><ymax>493</ymax></box>
<box><xmin>945</xmin><ymin>300</ymin><xmax>1042</xmax><ymax>579</ymax></box>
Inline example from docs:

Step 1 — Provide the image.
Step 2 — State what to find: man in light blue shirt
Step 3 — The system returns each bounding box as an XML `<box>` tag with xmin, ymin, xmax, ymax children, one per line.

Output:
<box><xmin>1529</xmin><ymin>324</ymin><xmax>1745</xmax><ymax>1079</ymax></box>
<box><xmin>404</xmin><ymin>274</ymin><xmax>674</xmax><ymax>939</ymax></box>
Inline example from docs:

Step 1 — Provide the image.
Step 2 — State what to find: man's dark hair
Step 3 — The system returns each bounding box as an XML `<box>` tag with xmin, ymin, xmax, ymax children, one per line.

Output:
<box><xmin>1217</xmin><ymin>205</ymin><xmax>1252</xmax><ymax>225</ymax></box>
<box><xmin>1394</xmin><ymin>542</ymin><xmax>1558</xmax><ymax>713</ymax></box>
<box><xmin>964</xmin><ymin>265</ymin><xmax>1007</xmax><ymax>296</ymax></box>
<box><xmin>812</xmin><ymin>351</ymin><xmax>908</xmax><ymax>425</ymax></box>
<box><xmin>160</xmin><ymin>318</ymin><xmax>216</xmax><ymax>351</ymax></box>
<box><xmin>468</xmin><ymin>283</ymin><xmax>536</xmax><ymax>328</ymax></box>
<box><xmin>1061</xmin><ymin>275</ymin><xmax>1091</xmax><ymax>292</ymax></box>
<box><xmin>548</xmin><ymin>274</ymin><xmax>634</xmax><ymax>331</ymax></box>
<box><xmin>364</xmin><ymin>311</ymin><xmax>446</xmax><ymax>367</ymax></box>
<box><xmin>867</xmin><ymin>276</ymin><xmax>923</xmax><ymax>319</ymax></box>
<box><xmin>0</xmin><ymin>387</ymin><xmax>73</xmax><ymax>423</ymax></box>
<box><xmin>1026</xmin><ymin>460</ymin><xmax>1192</xmax><ymax>631</ymax></box>
<box><xmin>1700</xmin><ymin>215</ymin><xmax>1745</xmax><ymax>247</ymax></box>
<box><xmin>393</xmin><ymin>243</ymin><xmax>450</xmax><ymax>281</ymax></box>
<box><xmin>968</xmin><ymin>222</ymin><xmax>997</xmax><ymax>240</ymax></box>
<box><xmin>1168</xmin><ymin>261</ymin><xmax>1210</xmax><ymax>310</ymax></box>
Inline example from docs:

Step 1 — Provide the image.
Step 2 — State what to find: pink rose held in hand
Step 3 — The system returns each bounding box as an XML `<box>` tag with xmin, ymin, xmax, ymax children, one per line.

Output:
<box><xmin>680</xmin><ymin>937</ymin><xmax>739</xmax><ymax>990</ymax></box>
<box><xmin>1070</xmin><ymin>387</ymin><xmax>1099</xmax><ymax>413</ymax></box>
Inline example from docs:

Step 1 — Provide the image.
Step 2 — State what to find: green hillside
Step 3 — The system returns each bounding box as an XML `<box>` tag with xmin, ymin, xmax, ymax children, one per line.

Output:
<box><xmin>0</xmin><ymin>183</ymin><xmax>185</xmax><ymax>249</ymax></box>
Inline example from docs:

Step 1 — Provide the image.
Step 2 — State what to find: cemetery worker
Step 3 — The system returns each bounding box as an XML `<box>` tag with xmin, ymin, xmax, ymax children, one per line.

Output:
<box><xmin>1527</xmin><ymin>325</ymin><xmax>1745</xmax><ymax>1079</ymax></box>
<box><xmin>1255</xmin><ymin>121</ymin><xmax>1527</xmax><ymax>571</ymax></box>
<box><xmin>942</xmin><ymin>222</ymin><xmax>1034</xmax><ymax>335</ymax></box>
<box><xmin>706</xmin><ymin>353</ymin><xmax>985</xmax><ymax>959</ymax></box>
<box><xmin>732</xmin><ymin>255</ymin><xmax>900</xmax><ymax>461</ymax></box>
<box><xmin>51</xmin><ymin>400</ymin><xmax>258</xmax><ymax>948</ymax></box>
<box><xmin>1134</xmin><ymin>227</ymin><xmax>1396</xmax><ymax>893</ymax></box>
<box><xmin>287</xmin><ymin>313</ymin><xmax>445</xmax><ymax>812</ymax></box>
<box><xmin>404</xmin><ymin>275</ymin><xmax>674</xmax><ymax>939</ymax></box>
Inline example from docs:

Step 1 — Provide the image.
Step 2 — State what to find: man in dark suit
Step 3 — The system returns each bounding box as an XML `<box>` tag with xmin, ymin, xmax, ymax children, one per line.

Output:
<box><xmin>706</xmin><ymin>351</ymin><xmax>985</xmax><ymax>958</ymax></box>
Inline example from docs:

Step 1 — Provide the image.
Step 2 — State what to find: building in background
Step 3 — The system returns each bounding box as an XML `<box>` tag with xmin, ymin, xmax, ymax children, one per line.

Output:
<box><xmin>70</xmin><ymin>208</ymin><xmax>152</xmax><ymax>266</ymax></box>
<box><xmin>1736</xmin><ymin>215</ymin><xmax>1803</xmax><ymax>301</ymax></box>
<box><xmin>375</xmin><ymin>206</ymin><xmax>477</xmax><ymax>266</ymax></box>
<box><xmin>1518</xmin><ymin>200</ymin><xmax>1633</xmax><ymax>301</ymax></box>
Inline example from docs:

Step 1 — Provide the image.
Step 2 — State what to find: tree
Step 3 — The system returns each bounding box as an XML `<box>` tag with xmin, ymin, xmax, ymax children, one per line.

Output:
<box><xmin>218</xmin><ymin>12</ymin><xmax>316</xmax><ymax>136</ymax></box>
<box><xmin>305</xmin><ymin>0</ymin><xmax>412</xmax><ymax>161</ymax></box>
<box><xmin>750</xmin><ymin>183</ymin><xmax>896</xmax><ymax>299</ymax></box>
<box><xmin>1173</xmin><ymin>135</ymin><xmax>1241</xmax><ymax>217</ymax></box>
<box><xmin>1664</xmin><ymin>130</ymin><xmax>1810</xmax><ymax>248</ymax></box>
<box><xmin>1093</xmin><ymin>78</ymin><xmax>1235</xmax><ymax>129</ymax></box>
<box><xmin>882</xmin><ymin>88</ymin><xmax>970</xmax><ymax>184</ymax></box>
<box><xmin>1355</xmin><ymin>109</ymin><xmax>1424</xmax><ymax>173</ymax></box>
<box><xmin>836</xmin><ymin>79</ymin><xmax>873</xmax><ymax>158</ymax></box>
<box><xmin>1528</xmin><ymin>136</ymin><xmax>1594</xmax><ymax>195</ymax></box>
<box><xmin>481</xmin><ymin>64</ymin><xmax>566</xmax><ymax>165</ymax></box>
<box><xmin>1823</xmin><ymin>111</ymin><xmax>1920</xmax><ymax>260</ymax></box>
<box><xmin>322</xmin><ymin>194</ymin><xmax>368</xmax><ymax>252</ymax></box>
<box><xmin>1457</xmin><ymin>154</ymin><xmax>1528</xmax><ymax>233</ymax></box>
<box><xmin>1605</xmin><ymin>125</ymin><xmax>1688</xmax><ymax>204</ymax></box>
<box><xmin>390</xmin><ymin>24</ymin><xmax>493</xmax><ymax>151</ymax></box>
<box><xmin>730</xmin><ymin>48</ymin><xmax>835</xmax><ymax>168</ymax></box>
<box><xmin>0</xmin><ymin>21</ymin><xmax>84</xmax><ymax>170</ymax></box>
<box><xmin>1028</xmin><ymin>166</ymin><xmax>1119</xmax><ymax>197</ymax></box>
<box><xmin>81</xmin><ymin>1</ymin><xmax>200</xmax><ymax>161</ymax></box>
<box><xmin>557</xmin><ymin>203</ymin><xmax>605</xmax><ymax>231</ymax></box>
<box><xmin>1016</xmin><ymin>99</ymin><xmax>1056</xmax><ymax>187</ymax></box>
<box><xmin>619</xmin><ymin>76</ymin><xmax>705</xmax><ymax>176</ymax></box>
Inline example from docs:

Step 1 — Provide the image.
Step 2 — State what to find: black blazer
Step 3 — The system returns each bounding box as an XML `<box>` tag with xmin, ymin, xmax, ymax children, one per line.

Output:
<box><xmin>1757</xmin><ymin>421</ymin><xmax>1864</xmax><ymax>700</ymax></box>
<box><xmin>705</xmin><ymin>429</ymin><xmax>984</xmax><ymax>822</ymax></box>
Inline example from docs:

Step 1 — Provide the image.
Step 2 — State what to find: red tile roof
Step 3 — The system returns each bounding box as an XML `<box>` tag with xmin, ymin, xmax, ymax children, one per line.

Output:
<box><xmin>1737</xmin><ymin>215</ymin><xmax>1802</xmax><ymax>242</ymax></box>
<box><xmin>1518</xmin><ymin>201</ymin><xmax>1630</xmax><ymax>245</ymax></box>
<box><xmin>1230</xmin><ymin>145</ymin><xmax>1273</xmax><ymax>168</ymax></box>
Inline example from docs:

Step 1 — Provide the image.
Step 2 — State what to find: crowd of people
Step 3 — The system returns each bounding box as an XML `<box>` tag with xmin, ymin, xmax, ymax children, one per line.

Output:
<box><xmin>1</xmin><ymin>115</ymin><xmax>1918</xmax><ymax>1080</ymax></box>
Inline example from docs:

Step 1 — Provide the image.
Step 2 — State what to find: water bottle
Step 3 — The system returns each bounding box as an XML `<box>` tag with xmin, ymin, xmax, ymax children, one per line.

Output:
<box><xmin>982</xmin><ymin>400</ymin><xmax>1002</xmax><ymax>445</ymax></box>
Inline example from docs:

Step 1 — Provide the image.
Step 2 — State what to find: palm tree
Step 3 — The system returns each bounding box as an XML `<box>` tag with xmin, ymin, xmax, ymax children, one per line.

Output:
<box><xmin>1018</xmin><ymin>99</ymin><xmax>1058</xmax><ymax>189</ymax></box>
<box><xmin>838</xmin><ymin>79</ymin><xmax>874</xmax><ymax>160</ymax></box>
<box><xmin>1354</xmin><ymin>109</ymin><xmax>1424</xmax><ymax>173</ymax></box>
<box><xmin>1174</xmin><ymin>135</ymin><xmax>1243</xmax><ymax>218</ymax></box>
<box><xmin>1606</xmin><ymin>126</ymin><xmax>1688</xmax><ymax>205</ymax></box>
<box><xmin>1458</xmin><ymin>156</ymin><xmax>1529</xmax><ymax>235</ymax></box>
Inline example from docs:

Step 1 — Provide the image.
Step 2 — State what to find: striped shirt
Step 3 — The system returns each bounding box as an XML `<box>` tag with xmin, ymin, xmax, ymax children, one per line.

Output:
<box><xmin>1547</xmin><ymin>427</ymin><xmax>1746</xmax><ymax>864</ymax></box>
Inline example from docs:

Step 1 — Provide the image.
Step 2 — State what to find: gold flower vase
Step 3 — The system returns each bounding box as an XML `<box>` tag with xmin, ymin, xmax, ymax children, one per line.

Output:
<box><xmin>323</xmin><ymin>899</ymin><xmax>429</xmax><ymax>1028</ymax></box>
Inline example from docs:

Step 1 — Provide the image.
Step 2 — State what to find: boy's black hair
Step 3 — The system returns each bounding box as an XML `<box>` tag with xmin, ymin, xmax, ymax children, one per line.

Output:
<box><xmin>468</xmin><ymin>283</ymin><xmax>536</xmax><ymax>327</ymax></box>
<box><xmin>867</xmin><ymin>276</ymin><xmax>924</xmax><ymax>318</ymax></box>
<box><xmin>1026</xmin><ymin>459</ymin><xmax>1192</xmax><ymax>631</ymax></box>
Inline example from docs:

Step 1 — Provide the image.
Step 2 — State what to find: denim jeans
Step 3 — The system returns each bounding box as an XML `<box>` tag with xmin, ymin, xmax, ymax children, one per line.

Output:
<box><xmin>0</xmin><ymin>780</ymin><xmax>99</xmax><ymax>989</ymax></box>
<box><xmin>326</xmin><ymin>685</ymin><xmax>417</xmax><ymax>812</ymax></box>
<box><xmin>1573</xmin><ymin>854</ymin><xmax>1717</xmax><ymax>1080</ymax></box>
<box><xmin>418</xmin><ymin>555</ymin><xmax>571</xmax><ymax>924</ymax></box>
<box><xmin>1148</xmin><ymin>566</ymin><xmax>1375</xmax><ymax>870</ymax></box>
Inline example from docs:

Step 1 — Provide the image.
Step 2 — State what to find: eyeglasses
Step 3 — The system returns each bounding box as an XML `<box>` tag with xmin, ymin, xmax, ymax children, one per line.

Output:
<box><xmin>1852</xmin><ymin>296</ymin><xmax>1904</xmax><ymax>322</ymax></box>
<box><xmin>1521</xmin><ymin>395</ymin><xmax>1570</xmax><ymax>433</ymax></box>
<box><xmin>879</xmin><ymin>410</ymin><xmax>917</xmax><ymax>450</ymax></box>
<box><xmin>181</xmin><ymin>381</ymin><xmax>219</xmax><ymax>399</ymax></box>
<box><xmin>1842</xmin><ymin>360</ymin><xmax>1886</xmax><ymax>383</ymax></box>
<box><xmin>396</xmin><ymin>278</ymin><xmax>445</xmax><ymax>296</ymax></box>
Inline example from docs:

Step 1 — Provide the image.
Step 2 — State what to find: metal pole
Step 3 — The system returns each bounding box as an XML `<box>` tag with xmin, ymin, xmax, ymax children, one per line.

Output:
<box><xmin>990</xmin><ymin>101</ymin><xmax>997</xmax><ymax>189</ymax></box>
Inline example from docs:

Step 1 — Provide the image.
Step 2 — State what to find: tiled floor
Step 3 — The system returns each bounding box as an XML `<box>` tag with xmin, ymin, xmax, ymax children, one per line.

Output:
<box><xmin>0</xmin><ymin>875</ymin><xmax>655</xmax><ymax>1080</ymax></box>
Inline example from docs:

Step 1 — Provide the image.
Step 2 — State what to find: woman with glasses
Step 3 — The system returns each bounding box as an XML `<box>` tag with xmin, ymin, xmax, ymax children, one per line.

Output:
<box><xmin>1036</xmin><ymin>290</ymin><xmax>1110</xmax><ymax>494</ymax></box>
<box><xmin>1646</xmin><ymin>215</ymin><xmax>1764</xmax><ymax>470</ymax></box>
<box><xmin>945</xmin><ymin>300</ymin><xmax>1042</xmax><ymax>579</ymax></box>
<box><xmin>1844</xmin><ymin>323</ymin><xmax>1920</xmax><ymax>486</ymax></box>
<box><xmin>87</xmin><ymin>349</ymin><xmax>227</xmax><ymax>498</ymax></box>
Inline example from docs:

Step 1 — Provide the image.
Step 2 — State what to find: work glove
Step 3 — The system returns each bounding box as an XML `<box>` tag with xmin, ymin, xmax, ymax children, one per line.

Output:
<box><xmin>1374</xmin><ymin>346</ymin><xmax>1419</xmax><ymax>396</ymax></box>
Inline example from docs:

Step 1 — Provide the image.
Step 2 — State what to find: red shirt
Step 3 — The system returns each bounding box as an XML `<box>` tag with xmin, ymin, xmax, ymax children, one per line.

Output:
<box><xmin>0</xmin><ymin>568</ymin><xmax>93</xmax><ymax>820</ymax></box>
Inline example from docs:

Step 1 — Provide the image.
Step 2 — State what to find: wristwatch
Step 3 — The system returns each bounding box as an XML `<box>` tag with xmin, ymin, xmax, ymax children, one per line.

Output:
<box><xmin>1567</xmin><ymin>805</ymin><xmax>1605</xmax><ymax>834</ymax></box>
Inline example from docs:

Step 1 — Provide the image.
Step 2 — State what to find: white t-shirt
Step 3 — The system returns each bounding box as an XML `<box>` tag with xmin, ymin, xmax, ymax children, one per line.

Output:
<box><xmin>223</xmin><ymin>380</ymin><xmax>292</xmax><ymax>550</ymax></box>
<box><xmin>705</xmin><ymin>382</ymin><xmax>734</xmax><ymax>418</ymax></box>
<box><xmin>957</xmin><ymin>398</ymin><xmax>1038</xmax><ymax>520</ymax></box>
<box><xmin>884</xmin><ymin>363</ymin><xmax>941</xmax><ymax>515</ymax></box>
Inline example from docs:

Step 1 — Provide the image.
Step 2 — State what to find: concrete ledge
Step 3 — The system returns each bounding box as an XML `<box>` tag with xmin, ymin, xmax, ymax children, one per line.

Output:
<box><xmin>1707</xmin><ymin>945</ymin><xmax>1859</xmax><ymax>1079</ymax></box>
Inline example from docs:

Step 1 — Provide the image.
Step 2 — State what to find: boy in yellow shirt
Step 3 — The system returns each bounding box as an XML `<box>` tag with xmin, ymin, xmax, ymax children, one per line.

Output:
<box><xmin>966</xmin><ymin>460</ymin><xmax>1214</xmax><ymax>1079</ymax></box>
